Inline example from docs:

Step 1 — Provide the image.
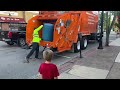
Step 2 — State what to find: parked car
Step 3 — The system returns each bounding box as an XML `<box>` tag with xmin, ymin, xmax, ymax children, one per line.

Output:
<box><xmin>0</xmin><ymin>25</ymin><xmax>26</xmax><ymax>47</ymax></box>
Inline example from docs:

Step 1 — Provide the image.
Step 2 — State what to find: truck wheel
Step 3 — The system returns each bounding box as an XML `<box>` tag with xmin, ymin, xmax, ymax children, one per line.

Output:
<box><xmin>18</xmin><ymin>38</ymin><xmax>26</xmax><ymax>47</ymax></box>
<box><xmin>73</xmin><ymin>36</ymin><xmax>88</xmax><ymax>53</ymax></box>
<box><xmin>82</xmin><ymin>37</ymin><xmax>88</xmax><ymax>49</ymax></box>
<box><xmin>7</xmin><ymin>42</ymin><xmax>14</xmax><ymax>45</ymax></box>
<box><xmin>73</xmin><ymin>40</ymin><xmax>82</xmax><ymax>53</ymax></box>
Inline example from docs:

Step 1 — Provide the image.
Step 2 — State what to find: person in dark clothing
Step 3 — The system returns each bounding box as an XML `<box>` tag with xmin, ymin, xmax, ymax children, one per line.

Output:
<box><xmin>24</xmin><ymin>25</ymin><xmax>43</xmax><ymax>63</ymax></box>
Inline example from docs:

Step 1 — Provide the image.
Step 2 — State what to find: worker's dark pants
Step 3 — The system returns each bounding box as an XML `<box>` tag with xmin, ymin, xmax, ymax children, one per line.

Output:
<box><xmin>26</xmin><ymin>42</ymin><xmax>39</xmax><ymax>59</ymax></box>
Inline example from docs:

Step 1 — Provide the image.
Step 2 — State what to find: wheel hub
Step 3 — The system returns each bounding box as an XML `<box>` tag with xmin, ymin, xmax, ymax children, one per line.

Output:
<box><xmin>77</xmin><ymin>41</ymin><xmax>80</xmax><ymax>50</ymax></box>
<box><xmin>84</xmin><ymin>39</ymin><xmax>87</xmax><ymax>48</ymax></box>
<box><xmin>20</xmin><ymin>39</ymin><xmax>25</xmax><ymax>46</ymax></box>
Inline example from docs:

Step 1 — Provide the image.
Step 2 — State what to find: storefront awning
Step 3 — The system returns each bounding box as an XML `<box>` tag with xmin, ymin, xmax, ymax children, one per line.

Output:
<box><xmin>0</xmin><ymin>16</ymin><xmax>26</xmax><ymax>23</ymax></box>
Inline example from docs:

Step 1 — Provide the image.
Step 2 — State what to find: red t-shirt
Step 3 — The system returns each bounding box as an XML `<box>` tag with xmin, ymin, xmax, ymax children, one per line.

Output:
<box><xmin>38</xmin><ymin>63</ymin><xmax>59</xmax><ymax>79</ymax></box>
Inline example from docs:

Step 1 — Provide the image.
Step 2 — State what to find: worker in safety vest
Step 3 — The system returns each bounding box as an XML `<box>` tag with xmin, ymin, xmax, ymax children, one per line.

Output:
<box><xmin>24</xmin><ymin>25</ymin><xmax>43</xmax><ymax>63</ymax></box>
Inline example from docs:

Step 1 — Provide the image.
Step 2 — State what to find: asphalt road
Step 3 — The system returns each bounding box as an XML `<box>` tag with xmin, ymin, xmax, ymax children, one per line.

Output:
<box><xmin>0</xmin><ymin>31</ymin><xmax>117</xmax><ymax>79</ymax></box>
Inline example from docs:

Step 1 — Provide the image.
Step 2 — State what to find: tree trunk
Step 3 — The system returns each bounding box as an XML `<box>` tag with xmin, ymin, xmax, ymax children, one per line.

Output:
<box><xmin>105</xmin><ymin>11</ymin><xmax>117</xmax><ymax>46</ymax></box>
<box><xmin>106</xmin><ymin>30</ymin><xmax>110</xmax><ymax>46</ymax></box>
<box><xmin>105</xmin><ymin>12</ymin><xmax>109</xmax><ymax>46</ymax></box>
<box><xmin>108</xmin><ymin>12</ymin><xmax>117</xmax><ymax>34</ymax></box>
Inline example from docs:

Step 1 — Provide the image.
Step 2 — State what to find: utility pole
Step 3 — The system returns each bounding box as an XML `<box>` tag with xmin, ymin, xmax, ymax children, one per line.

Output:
<box><xmin>98</xmin><ymin>11</ymin><xmax>104</xmax><ymax>49</ymax></box>
<box><xmin>9</xmin><ymin>13</ymin><xmax>12</xmax><ymax>31</ymax></box>
<box><xmin>22</xmin><ymin>11</ymin><xmax>26</xmax><ymax>23</ymax></box>
<box><xmin>39</xmin><ymin>11</ymin><xmax>42</xmax><ymax>15</ymax></box>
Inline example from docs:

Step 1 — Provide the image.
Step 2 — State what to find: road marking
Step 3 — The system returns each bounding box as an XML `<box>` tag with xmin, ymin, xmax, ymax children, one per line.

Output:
<box><xmin>55</xmin><ymin>54</ymin><xmax>72</xmax><ymax>59</ymax></box>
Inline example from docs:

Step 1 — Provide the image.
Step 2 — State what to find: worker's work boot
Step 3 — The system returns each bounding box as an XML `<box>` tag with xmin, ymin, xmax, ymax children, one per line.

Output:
<box><xmin>35</xmin><ymin>57</ymin><xmax>41</xmax><ymax>60</ymax></box>
<box><xmin>23</xmin><ymin>57</ymin><xmax>29</xmax><ymax>63</ymax></box>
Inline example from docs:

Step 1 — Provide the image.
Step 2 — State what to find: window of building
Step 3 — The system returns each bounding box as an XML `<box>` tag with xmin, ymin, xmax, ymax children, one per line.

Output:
<box><xmin>9</xmin><ymin>23</ymin><xmax>26</xmax><ymax>31</ymax></box>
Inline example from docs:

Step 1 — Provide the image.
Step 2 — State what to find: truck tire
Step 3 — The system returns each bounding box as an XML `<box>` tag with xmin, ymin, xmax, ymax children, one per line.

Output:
<box><xmin>73</xmin><ymin>40</ymin><xmax>81</xmax><ymax>53</ymax></box>
<box><xmin>18</xmin><ymin>38</ymin><xmax>26</xmax><ymax>47</ymax></box>
<box><xmin>7</xmin><ymin>42</ymin><xmax>14</xmax><ymax>45</ymax></box>
<box><xmin>82</xmin><ymin>37</ymin><xmax>88</xmax><ymax>49</ymax></box>
<box><xmin>73</xmin><ymin>36</ymin><xmax>88</xmax><ymax>53</ymax></box>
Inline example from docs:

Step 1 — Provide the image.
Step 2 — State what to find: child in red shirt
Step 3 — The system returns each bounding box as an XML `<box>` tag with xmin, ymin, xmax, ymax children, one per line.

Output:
<box><xmin>38</xmin><ymin>49</ymin><xmax>59</xmax><ymax>79</ymax></box>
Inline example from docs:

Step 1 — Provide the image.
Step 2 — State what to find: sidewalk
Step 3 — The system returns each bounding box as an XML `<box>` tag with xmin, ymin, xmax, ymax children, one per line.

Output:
<box><xmin>58</xmin><ymin>38</ymin><xmax>120</xmax><ymax>79</ymax></box>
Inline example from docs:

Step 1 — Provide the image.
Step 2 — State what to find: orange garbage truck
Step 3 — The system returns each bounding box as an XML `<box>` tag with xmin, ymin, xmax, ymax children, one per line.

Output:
<box><xmin>26</xmin><ymin>11</ymin><xmax>98</xmax><ymax>53</ymax></box>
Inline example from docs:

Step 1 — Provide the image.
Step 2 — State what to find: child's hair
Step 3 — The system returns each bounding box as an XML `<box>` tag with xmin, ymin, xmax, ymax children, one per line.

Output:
<box><xmin>43</xmin><ymin>49</ymin><xmax>53</xmax><ymax>61</ymax></box>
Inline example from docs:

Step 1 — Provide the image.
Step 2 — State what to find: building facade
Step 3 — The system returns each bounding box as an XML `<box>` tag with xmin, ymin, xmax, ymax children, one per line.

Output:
<box><xmin>0</xmin><ymin>11</ymin><xmax>39</xmax><ymax>31</ymax></box>
<box><xmin>0</xmin><ymin>11</ymin><xmax>39</xmax><ymax>23</ymax></box>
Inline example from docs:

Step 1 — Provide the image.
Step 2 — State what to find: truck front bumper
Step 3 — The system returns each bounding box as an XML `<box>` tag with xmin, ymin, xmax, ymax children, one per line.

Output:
<box><xmin>2</xmin><ymin>38</ymin><xmax>11</xmax><ymax>42</ymax></box>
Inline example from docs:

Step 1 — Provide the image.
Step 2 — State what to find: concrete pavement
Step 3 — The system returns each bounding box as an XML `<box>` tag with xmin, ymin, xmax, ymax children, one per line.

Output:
<box><xmin>0</xmin><ymin>39</ymin><xmax>98</xmax><ymax>79</ymax></box>
<box><xmin>58</xmin><ymin>38</ymin><xmax>120</xmax><ymax>79</ymax></box>
<box><xmin>0</xmin><ymin>31</ymin><xmax>118</xmax><ymax>79</ymax></box>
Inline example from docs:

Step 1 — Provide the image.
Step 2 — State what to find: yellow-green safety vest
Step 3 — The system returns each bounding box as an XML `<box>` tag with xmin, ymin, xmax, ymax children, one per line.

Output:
<box><xmin>32</xmin><ymin>25</ymin><xmax>43</xmax><ymax>43</ymax></box>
